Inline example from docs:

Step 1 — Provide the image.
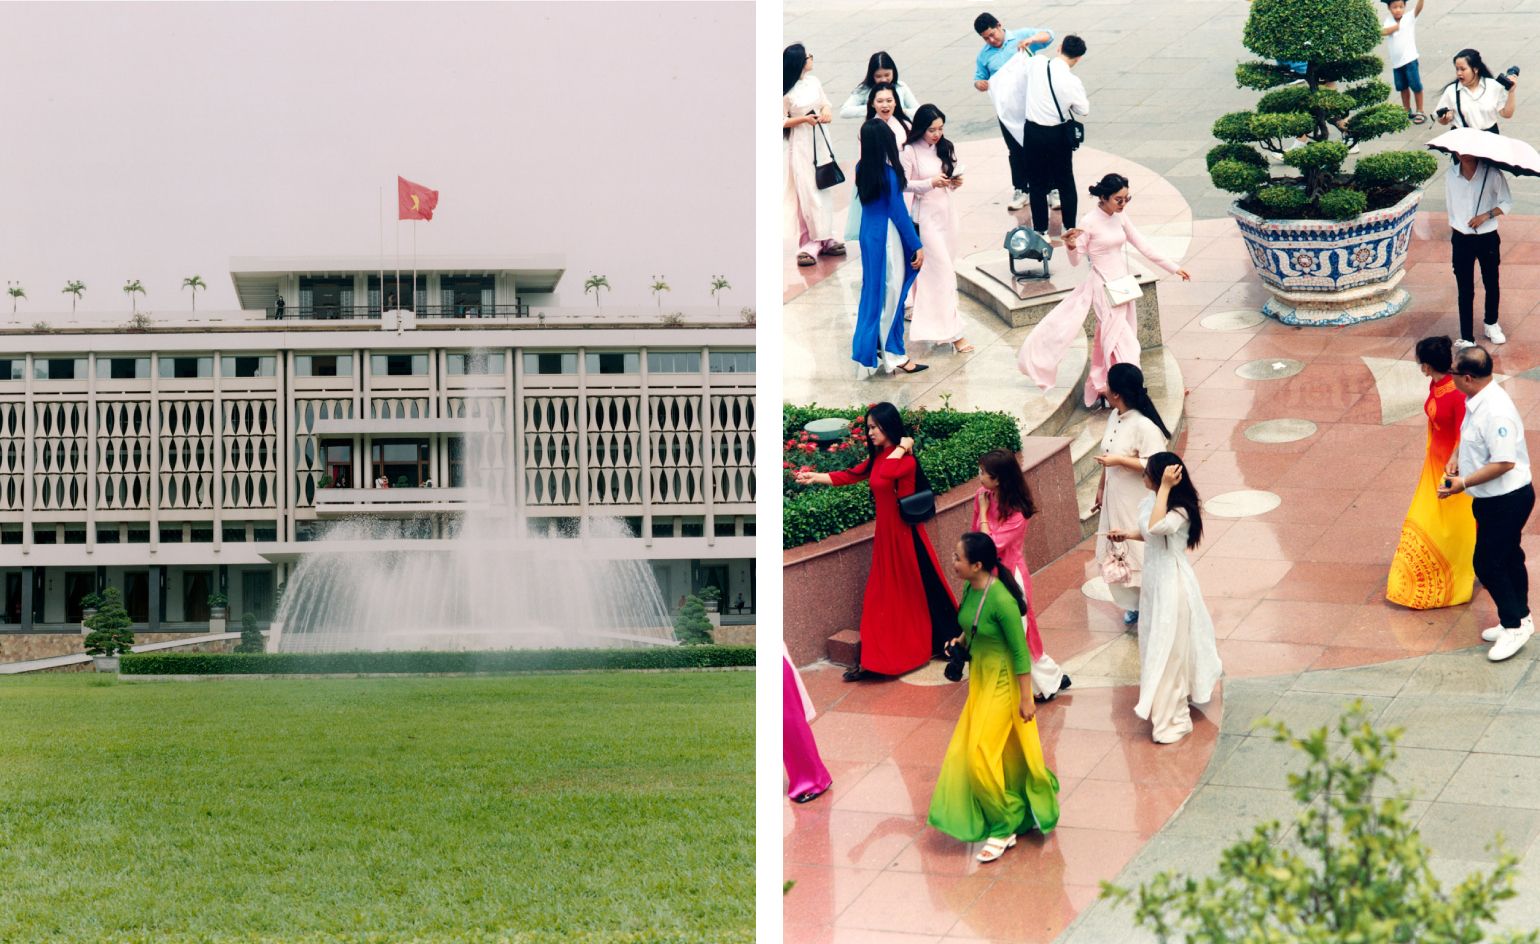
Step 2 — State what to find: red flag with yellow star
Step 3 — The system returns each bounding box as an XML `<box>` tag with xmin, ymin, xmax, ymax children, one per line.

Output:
<box><xmin>398</xmin><ymin>176</ymin><xmax>439</xmax><ymax>221</ymax></box>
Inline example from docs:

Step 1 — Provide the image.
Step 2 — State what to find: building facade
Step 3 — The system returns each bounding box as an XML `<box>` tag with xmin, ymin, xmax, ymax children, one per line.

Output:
<box><xmin>0</xmin><ymin>257</ymin><xmax>755</xmax><ymax>648</ymax></box>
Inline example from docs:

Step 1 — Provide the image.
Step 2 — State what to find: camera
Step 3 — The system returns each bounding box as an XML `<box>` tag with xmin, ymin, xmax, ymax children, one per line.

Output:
<box><xmin>943</xmin><ymin>638</ymin><xmax>970</xmax><ymax>682</ymax></box>
<box><xmin>1437</xmin><ymin>107</ymin><xmax>1451</xmax><ymax>119</ymax></box>
<box><xmin>1498</xmin><ymin>66</ymin><xmax>1521</xmax><ymax>90</ymax></box>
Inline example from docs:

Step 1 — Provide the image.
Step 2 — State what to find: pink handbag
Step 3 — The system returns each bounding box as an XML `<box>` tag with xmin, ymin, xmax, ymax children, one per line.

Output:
<box><xmin>1101</xmin><ymin>541</ymin><xmax>1132</xmax><ymax>585</ymax></box>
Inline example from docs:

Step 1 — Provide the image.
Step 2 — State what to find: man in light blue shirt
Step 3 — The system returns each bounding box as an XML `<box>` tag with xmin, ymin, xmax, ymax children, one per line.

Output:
<box><xmin>973</xmin><ymin>11</ymin><xmax>1053</xmax><ymax>210</ymax></box>
<box><xmin>1440</xmin><ymin>344</ymin><xmax>1534</xmax><ymax>661</ymax></box>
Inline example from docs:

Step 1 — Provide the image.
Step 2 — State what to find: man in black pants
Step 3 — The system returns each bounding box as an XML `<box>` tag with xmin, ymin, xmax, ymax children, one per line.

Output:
<box><xmin>1440</xmin><ymin>345</ymin><xmax>1533</xmax><ymax>661</ymax></box>
<box><xmin>1446</xmin><ymin>152</ymin><xmax>1513</xmax><ymax>348</ymax></box>
<box><xmin>1020</xmin><ymin>35</ymin><xmax>1089</xmax><ymax>235</ymax></box>
<box><xmin>972</xmin><ymin>12</ymin><xmax>1053</xmax><ymax>211</ymax></box>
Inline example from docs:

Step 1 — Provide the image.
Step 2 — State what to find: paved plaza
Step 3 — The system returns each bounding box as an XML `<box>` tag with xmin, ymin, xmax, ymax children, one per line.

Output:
<box><xmin>784</xmin><ymin>1</ymin><xmax>1540</xmax><ymax>940</ymax></box>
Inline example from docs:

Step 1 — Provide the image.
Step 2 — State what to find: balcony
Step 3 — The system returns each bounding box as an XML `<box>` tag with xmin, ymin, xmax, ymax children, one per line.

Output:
<box><xmin>311</xmin><ymin>417</ymin><xmax>487</xmax><ymax>435</ymax></box>
<box><xmin>268</xmin><ymin>303</ymin><xmax>530</xmax><ymax>321</ymax></box>
<box><xmin>311</xmin><ymin>486</ymin><xmax>488</xmax><ymax>517</ymax></box>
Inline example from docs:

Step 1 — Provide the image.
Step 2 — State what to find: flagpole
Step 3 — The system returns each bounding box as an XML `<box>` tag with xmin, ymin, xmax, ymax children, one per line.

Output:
<box><xmin>378</xmin><ymin>186</ymin><xmax>384</xmax><ymax>319</ymax></box>
<box><xmin>412</xmin><ymin>222</ymin><xmax>417</xmax><ymax>318</ymax></box>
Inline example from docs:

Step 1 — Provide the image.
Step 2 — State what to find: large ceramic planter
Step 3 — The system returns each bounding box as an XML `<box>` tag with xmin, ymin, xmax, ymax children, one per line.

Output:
<box><xmin>91</xmin><ymin>655</ymin><xmax>119</xmax><ymax>673</ymax></box>
<box><xmin>1231</xmin><ymin>188</ymin><xmax>1423</xmax><ymax>326</ymax></box>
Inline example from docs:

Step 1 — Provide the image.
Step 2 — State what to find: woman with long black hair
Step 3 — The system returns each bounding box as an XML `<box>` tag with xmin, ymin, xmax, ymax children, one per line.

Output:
<box><xmin>902</xmin><ymin>104</ymin><xmax>971</xmax><ymax>353</ymax></box>
<box><xmin>795</xmin><ymin>403</ymin><xmax>955</xmax><ymax>680</ymax></box>
<box><xmin>1091</xmin><ymin>362</ymin><xmax>1170</xmax><ymax>625</ymax></box>
<box><xmin>850</xmin><ymin>118</ymin><xmax>926</xmax><ymax>376</ymax></box>
<box><xmin>838</xmin><ymin>50</ymin><xmax>922</xmax><ymax>119</ymax></box>
<box><xmin>1435</xmin><ymin>48</ymin><xmax>1518</xmax><ymax>132</ymax></box>
<box><xmin>1107</xmin><ymin>452</ymin><xmax>1223</xmax><ymax>744</ymax></box>
<box><xmin>928</xmin><ymin>532</ymin><xmax>1060</xmax><ymax>863</ymax></box>
<box><xmin>783</xmin><ymin>43</ymin><xmax>845</xmax><ymax>268</ymax></box>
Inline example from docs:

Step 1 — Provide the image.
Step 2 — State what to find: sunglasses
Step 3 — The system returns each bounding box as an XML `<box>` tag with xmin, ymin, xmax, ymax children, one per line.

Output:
<box><xmin>1109</xmin><ymin>195</ymin><xmax>1134</xmax><ymax>206</ymax></box>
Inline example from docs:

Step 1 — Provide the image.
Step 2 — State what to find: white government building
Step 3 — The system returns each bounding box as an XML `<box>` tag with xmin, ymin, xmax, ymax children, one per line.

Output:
<box><xmin>0</xmin><ymin>256</ymin><xmax>755</xmax><ymax>646</ymax></box>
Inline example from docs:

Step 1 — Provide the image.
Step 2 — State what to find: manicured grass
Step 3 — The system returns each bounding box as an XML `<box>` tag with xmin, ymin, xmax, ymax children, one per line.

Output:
<box><xmin>0</xmin><ymin>672</ymin><xmax>753</xmax><ymax>944</ymax></box>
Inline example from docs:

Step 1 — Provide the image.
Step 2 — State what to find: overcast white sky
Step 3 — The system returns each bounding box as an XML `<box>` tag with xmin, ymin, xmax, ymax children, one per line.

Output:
<box><xmin>0</xmin><ymin>1</ymin><xmax>753</xmax><ymax>316</ymax></box>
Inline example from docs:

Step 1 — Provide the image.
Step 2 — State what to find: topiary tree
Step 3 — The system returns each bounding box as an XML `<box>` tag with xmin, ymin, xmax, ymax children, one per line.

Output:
<box><xmin>1103</xmin><ymin>702</ymin><xmax>1538</xmax><ymax>943</ymax></box>
<box><xmin>83</xmin><ymin>587</ymin><xmax>135</xmax><ymax>657</ymax></box>
<box><xmin>1209</xmin><ymin>0</ymin><xmax>1437</xmax><ymax>220</ymax></box>
<box><xmin>673</xmin><ymin>594</ymin><xmax>713</xmax><ymax>645</ymax></box>
<box><xmin>235</xmin><ymin>612</ymin><xmax>265</xmax><ymax>653</ymax></box>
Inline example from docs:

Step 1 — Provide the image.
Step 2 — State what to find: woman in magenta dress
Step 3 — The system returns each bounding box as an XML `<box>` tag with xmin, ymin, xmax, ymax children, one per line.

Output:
<box><xmin>973</xmin><ymin>449</ymin><xmax>1070</xmax><ymax>702</ymax></box>
<box><xmin>902</xmin><ymin>104</ymin><xmax>972</xmax><ymax>354</ymax></box>
<box><xmin>783</xmin><ymin>642</ymin><xmax>833</xmax><ymax>803</ymax></box>
<box><xmin>1017</xmin><ymin>173</ymin><xmax>1192</xmax><ymax>408</ymax></box>
<box><xmin>795</xmin><ymin>403</ymin><xmax>958</xmax><ymax>680</ymax></box>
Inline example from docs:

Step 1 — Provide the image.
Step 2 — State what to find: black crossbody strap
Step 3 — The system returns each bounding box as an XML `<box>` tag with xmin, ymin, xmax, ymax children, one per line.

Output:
<box><xmin>968</xmin><ymin>577</ymin><xmax>993</xmax><ymax>646</ymax></box>
<box><xmin>813</xmin><ymin>121</ymin><xmax>835</xmax><ymax>166</ymax></box>
<box><xmin>1046</xmin><ymin>59</ymin><xmax>1066</xmax><ymax>124</ymax></box>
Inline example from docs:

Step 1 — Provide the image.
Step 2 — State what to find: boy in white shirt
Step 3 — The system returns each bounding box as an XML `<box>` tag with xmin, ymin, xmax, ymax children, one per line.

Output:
<box><xmin>1383</xmin><ymin>0</ymin><xmax>1427</xmax><ymax>122</ymax></box>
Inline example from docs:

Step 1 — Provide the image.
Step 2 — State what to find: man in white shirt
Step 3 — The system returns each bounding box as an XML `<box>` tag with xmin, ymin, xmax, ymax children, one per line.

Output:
<box><xmin>1019</xmin><ymin>35</ymin><xmax>1089</xmax><ymax>235</ymax></box>
<box><xmin>972</xmin><ymin>12</ymin><xmax>1054</xmax><ymax>210</ymax></box>
<box><xmin>1439</xmin><ymin>345</ymin><xmax>1534</xmax><ymax>661</ymax></box>
<box><xmin>1446</xmin><ymin>154</ymin><xmax>1513</xmax><ymax>347</ymax></box>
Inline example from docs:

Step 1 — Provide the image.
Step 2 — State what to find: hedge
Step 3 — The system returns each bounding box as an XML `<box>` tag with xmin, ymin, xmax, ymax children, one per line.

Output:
<box><xmin>783</xmin><ymin>404</ymin><xmax>1021</xmax><ymax>549</ymax></box>
<box><xmin>118</xmin><ymin>646</ymin><xmax>757</xmax><ymax>676</ymax></box>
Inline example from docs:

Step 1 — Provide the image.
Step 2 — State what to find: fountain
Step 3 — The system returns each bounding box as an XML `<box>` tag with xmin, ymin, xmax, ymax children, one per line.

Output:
<box><xmin>272</xmin><ymin>417</ymin><xmax>675</xmax><ymax>652</ymax></box>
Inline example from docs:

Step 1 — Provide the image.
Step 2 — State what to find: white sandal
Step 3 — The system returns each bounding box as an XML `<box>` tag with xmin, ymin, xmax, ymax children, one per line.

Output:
<box><xmin>976</xmin><ymin>835</ymin><xmax>1016</xmax><ymax>863</ymax></box>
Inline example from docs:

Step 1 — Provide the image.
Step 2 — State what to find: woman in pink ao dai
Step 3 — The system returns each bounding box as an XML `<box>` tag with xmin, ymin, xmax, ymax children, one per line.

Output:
<box><xmin>1017</xmin><ymin>173</ymin><xmax>1190</xmax><ymax>408</ymax></box>
<box><xmin>901</xmin><ymin>104</ymin><xmax>973</xmax><ymax>354</ymax></box>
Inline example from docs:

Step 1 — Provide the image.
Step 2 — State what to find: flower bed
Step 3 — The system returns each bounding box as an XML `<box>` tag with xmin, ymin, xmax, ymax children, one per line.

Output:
<box><xmin>782</xmin><ymin>404</ymin><xmax>1021</xmax><ymax>549</ymax></box>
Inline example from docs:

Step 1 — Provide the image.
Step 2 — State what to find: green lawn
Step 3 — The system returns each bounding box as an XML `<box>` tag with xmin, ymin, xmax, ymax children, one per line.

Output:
<box><xmin>0</xmin><ymin>671</ymin><xmax>753</xmax><ymax>944</ymax></box>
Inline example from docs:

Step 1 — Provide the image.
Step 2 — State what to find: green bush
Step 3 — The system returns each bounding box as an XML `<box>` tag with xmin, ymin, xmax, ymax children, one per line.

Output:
<box><xmin>673</xmin><ymin>595</ymin><xmax>714</xmax><ymax>646</ymax></box>
<box><xmin>235</xmin><ymin>612</ymin><xmax>265</xmax><ymax>653</ymax></box>
<box><xmin>118</xmin><ymin>645</ymin><xmax>756</xmax><ymax>676</ymax></box>
<box><xmin>782</xmin><ymin>404</ymin><xmax>1021</xmax><ymax>549</ymax></box>
<box><xmin>1353</xmin><ymin>150</ymin><xmax>1441</xmax><ymax>189</ymax></box>
<box><xmin>1103</xmin><ymin>704</ymin><xmax>1538</xmax><ymax>944</ymax></box>
<box><xmin>83</xmin><ymin>586</ymin><xmax>135</xmax><ymax>657</ymax></box>
<box><xmin>207</xmin><ymin>591</ymin><xmax>228</xmax><ymax>608</ymax></box>
<box><xmin>1214</xmin><ymin>0</ymin><xmax>1437</xmax><ymax>219</ymax></box>
<box><xmin>80</xmin><ymin>591</ymin><xmax>103</xmax><ymax>611</ymax></box>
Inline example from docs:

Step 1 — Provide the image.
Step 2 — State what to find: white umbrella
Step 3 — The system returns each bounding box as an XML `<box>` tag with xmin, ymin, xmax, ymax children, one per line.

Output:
<box><xmin>1427</xmin><ymin>127</ymin><xmax>1540</xmax><ymax>177</ymax></box>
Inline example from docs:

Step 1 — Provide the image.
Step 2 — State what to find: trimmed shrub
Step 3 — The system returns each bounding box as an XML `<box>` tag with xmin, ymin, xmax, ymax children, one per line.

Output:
<box><xmin>118</xmin><ymin>645</ymin><xmax>756</xmax><ymax>676</ymax></box>
<box><xmin>83</xmin><ymin>586</ymin><xmax>135</xmax><ymax>657</ymax></box>
<box><xmin>674</xmin><ymin>595</ymin><xmax>714</xmax><ymax>645</ymax></box>
<box><xmin>235</xmin><ymin>612</ymin><xmax>265</xmax><ymax>653</ymax></box>
<box><xmin>1212</xmin><ymin>0</ymin><xmax>1437</xmax><ymax>219</ymax></box>
<box><xmin>1353</xmin><ymin>150</ymin><xmax>1441</xmax><ymax>189</ymax></box>
<box><xmin>782</xmin><ymin>404</ymin><xmax>1021</xmax><ymax>549</ymax></box>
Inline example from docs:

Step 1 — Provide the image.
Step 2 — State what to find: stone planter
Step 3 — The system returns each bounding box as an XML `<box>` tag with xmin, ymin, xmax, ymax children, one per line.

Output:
<box><xmin>91</xmin><ymin>655</ymin><xmax>120</xmax><ymax>673</ymax></box>
<box><xmin>210</xmin><ymin>606</ymin><xmax>227</xmax><ymax>621</ymax></box>
<box><xmin>1231</xmin><ymin>188</ymin><xmax>1423</xmax><ymax>326</ymax></box>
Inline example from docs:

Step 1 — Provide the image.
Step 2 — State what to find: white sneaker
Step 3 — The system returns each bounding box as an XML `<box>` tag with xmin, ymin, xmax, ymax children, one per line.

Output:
<box><xmin>1008</xmin><ymin>190</ymin><xmax>1029</xmax><ymax>210</ymax></box>
<box><xmin>1488</xmin><ymin>621</ymin><xmax>1533</xmax><ymax>662</ymax></box>
<box><xmin>1485</xmin><ymin>322</ymin><xmax>1506</xmax><ymax>344</ymax></box>
<box><xmin>1454</xmin><ymin>338</ymin><xmax>1477</xmax><ymax>351</ymax></box>
<box><xmin>1488</xmin><ymin>615</ymin><xmax>1535</xmax><ymax>642</ymax></box>
<box><xmin>1049</xmin><ymin>189</ymin><xmax>1061</xmax><ymax>209</ymax></box>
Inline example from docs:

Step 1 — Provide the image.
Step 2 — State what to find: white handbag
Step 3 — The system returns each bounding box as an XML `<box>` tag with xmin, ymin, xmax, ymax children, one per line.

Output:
<box><xmin>1092</xmin><ymin>243</ymin><xmax>1143</xmax><ymax>309</ymax></box>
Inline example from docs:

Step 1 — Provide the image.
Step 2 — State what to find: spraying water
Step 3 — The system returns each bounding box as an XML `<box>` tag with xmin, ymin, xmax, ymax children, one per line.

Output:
<box><xmin>273</xmin><ymin>400</ymin><xmax>675</xmax><ymax>651</ymax></box>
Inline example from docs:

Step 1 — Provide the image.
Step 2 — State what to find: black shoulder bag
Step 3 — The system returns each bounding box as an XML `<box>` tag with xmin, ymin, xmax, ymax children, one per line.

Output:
<box><xmin>1046</xmin><ymin>60</ymin><xmax>1085</xmax><ymax>151</ymax></box>
<box><xmin>897</xmin><ymin>455</ymin><xmax>936</xmax><ymax>525</ymax></box>
<box><xmin>813</xmin><ymin>121</ymin><xmax>845</xmax><ymax>190</ymax></box>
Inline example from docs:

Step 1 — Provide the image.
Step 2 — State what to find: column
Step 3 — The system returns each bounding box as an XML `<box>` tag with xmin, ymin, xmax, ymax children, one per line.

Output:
<box><xmin>20</xmin><ymin>565</ymin><xmax>33</xmax><ymax>631</ymax></box>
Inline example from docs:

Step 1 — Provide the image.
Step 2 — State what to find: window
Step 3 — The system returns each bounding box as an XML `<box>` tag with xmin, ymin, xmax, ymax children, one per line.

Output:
<box><xmin>680</xmin><ymin>517</ymin><xmax>705</xmax><ymax>538</ymax></box>
<box><xmin>651</xmin><ymin>519</ymin><xmax>675</xmax><ymax>538</ymax></box>
<box><xmin>32</xmin><ymin>527</ymin><xmax>57</xmax><ymax>544</ymax></box>
<box><xmin>221</xmin><ymin>356</ymin><xmax>275</xmax><ymax>378</ymax></box>
<box><xmin>622</xmin><ymin>517</ymin><xmax>643</xmax><ymax>538</ymax></box>
<box><xmin>447</xmin><ymin>352</ymin><xmax>506</xmax><ymax>375</ymax></box>
<box><xmin>714</xmin><ymin>518</ymin><xmax>737</xmax><ymax>537</ymax></box>
<box><xmin>296</xmin><ymin>354</ymin><xmax>353</xmax><ymax>377</ymax></box>
<box><xmin>159</xmin><ymin>356</ymin><xmax>212</xmax><ymax>379</ymax></box>
<box><xmin>253</xmin><ymin>522</ymin><xmax>278</xmax><ymax>542</ymax></box>
<box><xmin>222</xmin><ymin>523</ymin><xmax>248</xmax><ymax>543</ymax></box>
<box><xmin>95</xmin><ymin>526</ymin><xmax>120</xmax><ymax>544</ymax></box>
<box><xmin>370</xmin><ymin>354</ymin><xmax>428</xmax><ymax>376</ymax></box>
<box><xmin>127</xmin><ymin>527</ymin><xmax>150</xmax><ymax>544</ymax></box>
<box><xmin>743</xmin><ymin>518</ymin><xmax>756</xmax><ymax>537</ymax></box>
<box><xmin>523</xmin><ymin>353</ymin><xmax>577</xmax><ymax>375</ymax></box>
<box><xmin>709</xmin><ymin>351</ymin><xmax>756</xmax><ymax>373</ymax></box>
<box><xmin>159</xmin><ymin>526</ymin><xmax>185</xmax><ymax>543</ymax></box>
<box><xmin>647</xmin><ymin>351</ymin><xmax>700</xmax><ymax>373</ymax></box>
<box><xmin>36</xmin><ymin>358</ymin><xmax>87</xmax><ymax>380</ymax></box>
<box><xmin>585</xmin><ymin>352</ymin><xmax>640</xmax><ymax>375</ymax></box>
<box><xmin>0</xmin><ymin>359</ymin><xmax>21</xmax><ymax>380</ymax></box>
<box><xmin>1</xmin><ymin>526</ymin><xmax>21</xmax><ymax>545</ymax></box>
<box><xmin>64</xmin><ymin>529</ymin><xmax>87</xmax><ymax>545</ymax></box>
<box><xmin>97</xmin><ymin>357</ymin><xmax>150</xmax><ymax>380</ymax></box>
<box><xmin>190</xmin><ymin>525</ymin><xmax>214</xmax><ymax>543</ymax></box>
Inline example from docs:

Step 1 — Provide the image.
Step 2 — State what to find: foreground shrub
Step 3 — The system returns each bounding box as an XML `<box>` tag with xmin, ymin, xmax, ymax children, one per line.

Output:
<box><xmin>119</xmin><ymin>645</ymin><xmax>756</xmax><ymax>676</ymax></box>
<box><xmin>83</xmin><ymin>586</ymin><xmax>135</xmax><ymax>657</ymax></box>
<box><xmin>673</xmin><ymin>595</ymin><xmax>715</xmax><ymax>645</ymax></box>
<box><xmin>1103</xmin><ymin>703</ymin><xmax>1537</xmax><ymax>943</ymax></box>
<box><xmin>782</xmin><ymin>403</ymin><xmax>1020</xmax><ymax>549</ymax></box>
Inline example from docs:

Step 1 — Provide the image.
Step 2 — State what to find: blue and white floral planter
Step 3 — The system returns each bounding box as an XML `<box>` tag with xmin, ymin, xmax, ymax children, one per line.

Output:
<box><xmin>1230</xmin><ymin>188</ymin><xmax>1423</xmax><ymax>326</ymax></box>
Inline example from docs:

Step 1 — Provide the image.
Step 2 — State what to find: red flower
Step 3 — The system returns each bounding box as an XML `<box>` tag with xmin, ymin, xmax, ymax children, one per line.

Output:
<box><xmin>783</xmin><ymin>461</ymin><xmax>792</xmax><ymax>469</ymax></box>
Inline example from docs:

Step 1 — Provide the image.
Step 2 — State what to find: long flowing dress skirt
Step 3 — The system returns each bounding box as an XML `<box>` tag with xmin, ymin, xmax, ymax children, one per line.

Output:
<box><xmin>784</xmin><ymin>656</ymin><xmax>833</xmax><ymax>799</ymax></box>
<box><xmin>928</xmin><ymin>649</ymin><xmax>1060</xmax><ymax>841</ymax></box>
<box><xmin>1387</xmin><ymin>439</ymin><xmax>1476</xmax><ymax>609</ymax></box>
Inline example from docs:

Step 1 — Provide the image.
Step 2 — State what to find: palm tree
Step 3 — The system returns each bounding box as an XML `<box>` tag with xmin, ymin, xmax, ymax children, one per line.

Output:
<box><xmin>710</xmin><ymin>275</ymin><xmax>731</xmax><ymax>308</ymax></box>
<box><xmin>122</xmin><ymin>279</ymin><xmax>145</xmax><ymax>313</ymax></box>
<box><xmin>62</xmin><ymin>281</ymin><xmax>85</xmax><ymax>313</ymax></box>
<box><xmin>182</xmin><ymin>275</ymin><xmax>206</xmax><ymax>312</ymax></box>
<box><xmin>6</xmin><ymin>282</ymin><xmax>25</xmax><ymax>315</ymax></box>
<box><xmin>650</xmin><ymin>274</ymin><xmax>671</xmax><ymax>312</ymax></box>
<box><xmin>583</xmin><ymin>274</ymin><xmax>610</xmax><ymax>311</ymax></box>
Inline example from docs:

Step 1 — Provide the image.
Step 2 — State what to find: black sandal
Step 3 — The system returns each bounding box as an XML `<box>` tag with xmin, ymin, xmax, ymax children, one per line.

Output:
<box><xmin>1410</xmin><ymin>112</ymin><xmax>1428</xmax><ymax>125</ymax></box>
<box><xmin>842</xmin><ymin>665</ymin><xmax>870</xmax><ymax>682</ymax></box>
<box><xmin>793</xmin><ymin>785</ymin><xmax>830</xmax><ymax>803</ymax></box>
<box><xmin>894</xmin><ymin>361</ymin><xmax>929</xmax><ymax>375</ymax></box>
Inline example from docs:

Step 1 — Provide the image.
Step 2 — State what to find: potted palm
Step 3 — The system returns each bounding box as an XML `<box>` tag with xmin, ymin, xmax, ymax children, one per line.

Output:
<box><xmin>1210</xmin><ymin>0</ymin><xmax>1438</xmax><ymax>325</ymax></box>
<box><xmin>83</xmin><ymin>587</ymin><xmax>135</xmax><ymax>671</ymax></box>
<box><xmin>207</xmin><ymin>591</ymin><xmax>228</xmax><ymax>621</ymax></box>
